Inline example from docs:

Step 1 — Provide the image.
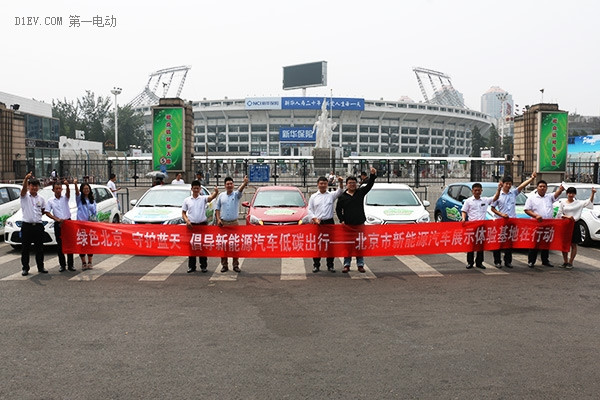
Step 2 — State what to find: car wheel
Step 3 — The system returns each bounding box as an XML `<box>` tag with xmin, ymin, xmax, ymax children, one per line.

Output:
<box><xmin>434</xmin><ymin>212</ymin><xmax>443</xmax><ymax>223</ymax></box>
<box><xmin>577</xmin><ymin>220</ymin><xmax>591</xmax><ymax>246</ymax></box>
<box><xmin>112</xmin><ymin>214</ymin><xmax>120</xmax><ymax>223</ymax></box>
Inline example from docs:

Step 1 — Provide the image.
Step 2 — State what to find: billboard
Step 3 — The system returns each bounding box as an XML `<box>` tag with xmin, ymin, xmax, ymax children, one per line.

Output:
<box><xmin>152</xmin><ymin>107</ymin><xmax>184</xmax><ymax>171</ymax></box>
<box><xmin>282</xmin><ymin>97</ymin><xmax>364</xmax><ymax>111</ymax></box>
<box><xmin>283</xmin><ymin>61</ymin><xmax>327</xmax><ymax>90</ymax></box>
<box><xmin>538</xmin><ymin>112</ymin><xmax>567</xmax><ymax>172</ymax></box>
<box><xmin>279</xmin><ymin>127</ymin><xmax>316</xmax><ymax>142</ymax></box>
<box><xmin>567</xmin><ymin>135</ymin><xmax>600</xmax><ymax>154</ymax></box>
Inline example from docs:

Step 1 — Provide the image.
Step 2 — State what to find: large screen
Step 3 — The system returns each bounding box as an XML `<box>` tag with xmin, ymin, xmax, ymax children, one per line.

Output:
<box><xmin>283</xmin><ymin>61</ymin><xmax>327</xmax><ymax>90</ymax></box>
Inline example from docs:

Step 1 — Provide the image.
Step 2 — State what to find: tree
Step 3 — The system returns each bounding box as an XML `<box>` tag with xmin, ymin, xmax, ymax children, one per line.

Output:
<box><xmin>52</xmin><ymin>98</ymin><xmax>82</xmax><ymax>138</ymax></box>
<box><xmin>470</xmin><ymin>126</ymin><xmax>486</xmax><ymax>157</ymax></box>
<box><xmin>502</xmin><ymin>132</ymin><xmax>513</xmax><ymax>157</ymax></box>
<box><xmin>77</xmin><ymin>90</ymin><xmax>112</xmax><ymax>144</ymax></box>
<box><xmin>106</xmin><ymin>105</ymin><xmax>149</xmax><ymax>152</ymax></box>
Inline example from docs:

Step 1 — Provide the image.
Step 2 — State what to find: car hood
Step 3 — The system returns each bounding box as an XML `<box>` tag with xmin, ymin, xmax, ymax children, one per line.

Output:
<box><xmin>7</xmin><ymin>208</ymin><xmax>77</xmax><ymax>223</ymax></box>
<box><xmin>124</xmin><ymin>207</ymin><xmax>182</xmax><ymax>223</ymax></box>
<box><xmin>364</xmin><ymin>204</ymin><xmax>427</xmax><ymax>222</ymax></box>
<box><xmin>250</xmin><ymin>206</ymin><xmax>308</xmax><ymax>222</ymax></box>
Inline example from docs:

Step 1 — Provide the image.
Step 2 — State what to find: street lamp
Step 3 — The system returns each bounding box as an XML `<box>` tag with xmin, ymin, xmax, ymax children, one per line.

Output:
<box><xmin>111</xmin><ymin>87</ymin><xmax>122</xmax><ymax>151</ymax></box>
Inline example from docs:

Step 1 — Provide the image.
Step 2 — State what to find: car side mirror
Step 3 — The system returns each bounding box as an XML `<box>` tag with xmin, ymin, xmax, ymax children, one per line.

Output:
<box><xmin>241</xmin><ymin>201</ymin><xmax>250</xmax><ymax>208</ymax></box>
<box><xmin>422</xmin><ymin>200</ymin><xmax>430</xmax><ymax>208</ymax></box>
<box><xmin>130</xmin><ymin>199</ymin><xmax>137</xmax><ymax>206</ymax></box>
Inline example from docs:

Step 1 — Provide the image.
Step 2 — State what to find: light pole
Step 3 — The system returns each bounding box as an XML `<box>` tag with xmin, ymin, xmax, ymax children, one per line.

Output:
<box><xmin>111</xmin><ymin>87</ymin><xmax>122</xmax><ymax>151</ymax></box>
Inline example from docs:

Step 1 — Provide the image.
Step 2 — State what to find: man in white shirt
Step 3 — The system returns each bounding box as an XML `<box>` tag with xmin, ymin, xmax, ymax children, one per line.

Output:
<box><xmin>45</xmin><ymin>180</ymin><xmax>75</xmax><ymax>272</ymax></box>
<box><xmin>524</xmin><ymin>180</ymin><xmax>565</xmax><ymax>268</ymax></box>
<box><xmin>107</xmin><ymin>173</ymin><xmax>120</xmax><ymax>197</ymax></box>
<box><xmin>182</xmin><ymin>180</ymin><xmax>218</xmax><ymax>273</ymax></box>
<box><xmin>460</xmin><ymin>182</ymin><xmax>501</xmax><ymax>269</ymax></box>
<box><xmin>172</xmin><ymin>173</ymin><xmax>185</xmax><ymax>185</ymax></box>
<box><xmin>20</xmin><ymin>172</ymin><xmax>48</xmax><ymax>276</ymax></box>
<box><xmin>308</xmin><ymin>175</ymin><xmax>344</xmax><ymax>272</ymax></box>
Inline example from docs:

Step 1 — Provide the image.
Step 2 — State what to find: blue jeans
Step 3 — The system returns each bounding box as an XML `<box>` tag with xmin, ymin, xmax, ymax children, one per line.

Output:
<box><xmin>343</xmin><ymin>257</ymin><xmax>364</xmax><ymax>267</ymax></box>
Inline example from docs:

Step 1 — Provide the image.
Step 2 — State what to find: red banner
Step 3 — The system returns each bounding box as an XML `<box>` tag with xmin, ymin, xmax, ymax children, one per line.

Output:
<box><xmin>61</xmin><ymin>219</ymin><xmax>573</xmax><ymax>258</ymax></box>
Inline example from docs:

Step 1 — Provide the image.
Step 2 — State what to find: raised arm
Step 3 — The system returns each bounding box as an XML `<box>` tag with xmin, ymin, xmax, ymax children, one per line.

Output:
<box><xmin>517</xmin><ymin>172</ymin><xmax>537</xmax><ymax>193</ymax></box>
<box><xmin>21</xmin><ymin>172</ymin><xmax>32</xmax><ymax>197</ymax></box>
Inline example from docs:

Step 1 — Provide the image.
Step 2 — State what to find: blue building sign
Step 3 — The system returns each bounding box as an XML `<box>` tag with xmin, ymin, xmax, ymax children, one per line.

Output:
<box><xmin>281</xmin><ymin>97</ymin><xmax>364</xmax><ymax>111</ymax></box>
<box><xmin>249</xmin><ymin>164</ymin><xmax>270</xmax><ymax>182</ymax></box>
<box><xmin>279</xmin><ymin>127</ymin><xmax>316</xmax><ymax>142</ymax></box>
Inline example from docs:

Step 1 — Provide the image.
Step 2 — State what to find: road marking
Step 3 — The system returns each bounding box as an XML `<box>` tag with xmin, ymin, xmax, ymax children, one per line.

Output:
<box><xmin>209</xmin><ymin>258</ymin><xmax>244</xmax><ymax>281</ymax></box>
<box><xmin>281</xmin><ymin>258</ymin><xmax>307</xmax><ymax>280</ymax></box>
<box><xmin>0</xmin><ymin>253</ymin><xmax>21</xmax><ymax>266</ymax></box>
<box><xmin>1</xmin><ymin>256</ymin><xmax>59</xmax><ymax>281</ymax></box>
<box><xmin>396</xmin><ymin>255</ymin><xmax>443</xmax><ymax>277</ymax></box>
<box><xmin>447</xmin><ymin>253</ymin><xmax>509</xmax><ymax>275</ymax></box>
<box><xmin>69</xmin><ymin>255</ymin><xmax>134</xmax><ymax>281</ymax></box>
<box><xmin>571</xmin><ymin>254</ymin><xmax>600</xmax><ymax>270</ymax></box>
<box><xmin>139</xmin><ymin>257</ymin><xmax>186</xmax><ymax>281</ymax></box>
<box><xmin>337</xmin><ymin>258</ymin><xmax>376</xmax><ymax>279</ymax></box>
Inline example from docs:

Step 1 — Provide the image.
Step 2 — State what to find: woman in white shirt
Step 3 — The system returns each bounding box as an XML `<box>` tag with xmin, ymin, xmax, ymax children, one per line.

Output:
<box><xmin>557</xmin><ymin>186</ymin><xmax>596</xmax><ymax>269</ymax></box>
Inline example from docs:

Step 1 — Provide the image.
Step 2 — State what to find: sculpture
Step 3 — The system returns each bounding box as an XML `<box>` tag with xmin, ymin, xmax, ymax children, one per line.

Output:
<box><xmin>313</xmin><ymin>99</ymin><xmax>337</xmax><ymax>149</ymax></box>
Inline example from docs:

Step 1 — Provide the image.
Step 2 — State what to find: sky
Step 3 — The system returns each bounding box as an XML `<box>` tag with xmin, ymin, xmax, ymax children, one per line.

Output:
<box><xmin>2</xmin><ymin>0</ymin><xmax>599</xmax><ymax>115</ymax></box>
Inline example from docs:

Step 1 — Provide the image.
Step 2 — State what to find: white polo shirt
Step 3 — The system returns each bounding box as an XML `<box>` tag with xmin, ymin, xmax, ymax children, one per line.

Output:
<box><xmin>524</xmin><ymin>193</ymin><xmax>558</xmax><ymax>219</ymax></box>
<box><xmin>20</xmin><ymin>192</ymin><xmax>46</xmax><ymax>223</ymax></box>
<box><xmin>47</xmin><ymin>195</ymin><xmax>71</xmax><ymax>220</ymax></box>
<box><xmin>462</xmin><ymin>196</ymin><xmax>494</xmax><ymax>221</ymax></box>
<box><xmin>308</xmin><ymin>188</ymin><xmax>343</xmax><ymax>220</ymax></box>
<box><xmin>182</xmin><ymin>195</ymin><xmax>209</xmax><ymax>223</ymax></box>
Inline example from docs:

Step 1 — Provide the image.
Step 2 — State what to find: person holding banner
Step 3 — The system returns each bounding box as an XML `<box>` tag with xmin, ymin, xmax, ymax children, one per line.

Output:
<box><xmin>336</xmin><ymin>167</ymin><xmax>377</xmax><ymax>273</ymax></box>
<box><xmin>461</xmin><ymin>182</ymin><xmax>502</xmax><ymax>269</ymax></box>
<box><xmin>557</xmin><ymin>186</ymin><xmax>596</xmax><ymax>269</ymax></box>
<box><xmin>524</xmin><ymin>180</ymin><xmax>565</xmax><ymax>268</ymax></box>
<box><xmin>182</xmin><ymin>180</ymin><xmax>219</xmax><ymax>273</ymax></box>
<box><xmin>74</xmin><ymin>178</ymin><xmax>97</xmax><ymax>270</ymax></box>
<box><xmin>215</xmin><ymin>175</ymin><xmax>248</xmax><ymax>273</ymax></box>
<box><xmin>45</xmin><ymin>179</ymin><xmax>75</xmax><ymax>272</ymax></box>
<box><xmin>308</xmin><ymin>174</ymin><xmax>344</xmax><ymax>272</ymax></box>
<box><xmin>490</xmin><ymin>172</ymin><xmax>537</xmax><ymax>268</ymax></box>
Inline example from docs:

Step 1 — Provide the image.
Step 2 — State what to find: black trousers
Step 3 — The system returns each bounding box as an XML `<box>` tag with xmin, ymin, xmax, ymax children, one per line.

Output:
<box><xmin>188</xmin><ymin>222</ymin><xmax>207</xmax><ymax>269</ymax></box>
<box><xmin>528</xmin><ymin>249</ymin><xmax>549</xmax><ymax>265</ymax></box>
<box><xmin>54</xmin><ymin>222</ymin><xmax>74</xmax><ymax>268</ymax></box>
<box><xmin>467</xmin><ymin>251</ymin><xmax>484</xmax><ymax>267</ymax></box>
<box><xmin>313</xmin><ymin>218</ymin><xmax>334</xmax><ymax>268</ymax></box>
<box><xmin>493</xmin><ymin>249</ymin><xmax>513</xmax><ymax>265</ymax></box>
<box><xmin>21</xmin><ymin>222</ymin><xmax>45</xmax><ymax>271</ymax></box>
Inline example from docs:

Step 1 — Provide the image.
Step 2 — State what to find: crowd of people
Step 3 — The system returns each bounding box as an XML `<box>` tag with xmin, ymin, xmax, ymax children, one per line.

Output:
<box><xmin>17</xmin><ymin>168</ymin><xmax>595</xmax><ymax>277</ymax></box>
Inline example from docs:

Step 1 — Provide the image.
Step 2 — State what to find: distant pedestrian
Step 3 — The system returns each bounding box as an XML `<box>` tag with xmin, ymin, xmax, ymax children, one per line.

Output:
<box><xmin>182</xmin><ymin>180</ymin><xmax>219</xmax><ymax>273</ymax></box>
<box><xmin>461</xmin><ymin>182</ymin><xmax>501</xmax><ymax>269</ymax></box>
<box><xmin>336</xmin><ymin>167</ymin><xmax>377</xmax><ymax>273</ymax></box>
<box><xmin>490</xmin><ymin>172</ymin><xmax>536</xmax><ymax>268</ymax></box>
<box><xmin>19</xmin><ymin>172</ymin><xmax>48</xmax><ymax>276</ymax></box>
<box><xmin>215</xmin><ymin>176</ymin><xmax>248</xmax><ymax>273</ymax></box>
<box><xmin>557</xmin><ymin>186</ymin><xmax>596</xmax><ymax>269</ymax></box>
<box><xmin>50</xmin><ymin>169</ymin><xmax>57</xmax><ymax>180</ymax></box>
<box><xmin>359</xmin><ymin>171</ymin><xmax>368</xmax><ymax>185</ymax></box>
<box><xmin>172</xmin><ymin>173</ymin><xmax>185</xmax><ymax>185</ymax></box>
<box><xmin>308</xmin><ymin>175</ymin><xmax>344</xmax><ymax>272</ymax></box>
<box><xmin>524</xmin><ymin>180</ymin><xmax>565</xmax><ymax>268</ymax></box>
<box><xmin>45</xmin><ymin>179</ymin><xmax>75</xmax><ymax>272</ymax></box>
<box><xmin>196</xmin><ymin>171</ymin><xmax>206</xmax><ymax>186</ymax></box>
<box><xmin>74</xmin><ymin>178</ymin><xmax>97</xmax><ymax>270</ymax></box>
<box><xmin>106</xmin><ymin>173</ymin><xmax>121</xmax><ymax>197</ymax></box>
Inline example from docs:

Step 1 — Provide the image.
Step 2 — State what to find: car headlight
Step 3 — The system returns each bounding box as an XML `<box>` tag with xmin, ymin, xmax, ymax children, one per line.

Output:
<box><xmin>299</xmin><ymin>215</ymin><xmax>311</xmax><ymax>225</ymax></box>
<box><xmin>164</xmin><ymin>217</ymin><xmax>185</xmax><ymax>225</ymax></box>
<box><xmin>366</xmin><ymin>215</ymin><xmax>383</xmax><ymax>224</ymax></box>
<box><xmin>417</xmin><ymin>213</ymin><xmax>430</xmax><ymax>223</ymax></box>
<box><xmin>249</xmin><ymin>215</ymin><xmax>263</xmax><ymax>225</ymax></box>
<box><xmin>122</xmin><ymin>216</ymin><xmax>134</xmax><ymax>224</ymax></box>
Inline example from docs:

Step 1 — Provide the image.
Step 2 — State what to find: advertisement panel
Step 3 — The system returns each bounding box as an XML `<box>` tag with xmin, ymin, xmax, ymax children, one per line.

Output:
<box><xmin>282</xmin><ymin>97</ymin><xmax>364</xmax><ymax>111</ymax></box>
<box><xmin>279</xmin><ymin>127</ymin><xmax>316</xmax><ymax>142</ymax></box>
<box><xmin>245</xmin><ymin>97</ymin><xmax>282</xmax><ymax>110</ymax></box>
<box><xmin>538</xmin><ymin>112</ymin><xmax>567</xmax><ymax>172</ymax></box>
<box><xmin>153</xmin><ymin>107</ymin><xmax>184</xmax><ymax>171</ymax></box>
<box><xmin>567</xmin><ymin>135</ymin><xmax>600</xmax><ymax>154</ymax></box>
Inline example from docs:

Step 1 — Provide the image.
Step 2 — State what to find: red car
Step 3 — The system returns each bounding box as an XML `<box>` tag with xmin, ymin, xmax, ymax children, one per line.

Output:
<box><xmin>242</xmin><ymin>186</ymin><xmax>310</xmax><ymax>225</ymax></box>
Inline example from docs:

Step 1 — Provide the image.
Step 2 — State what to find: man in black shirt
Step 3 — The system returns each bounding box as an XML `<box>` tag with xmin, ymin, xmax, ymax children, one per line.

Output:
<box><xmin>335</xmin><ymin>167</ymin><xmax>376</xmax><ymax>273</ymax></box>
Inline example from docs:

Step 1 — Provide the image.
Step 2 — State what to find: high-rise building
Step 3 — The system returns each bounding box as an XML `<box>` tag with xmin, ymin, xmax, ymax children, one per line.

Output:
<box><xmin>481</xmin><ymin>86</ymin><xmax>513</xmax><ymax>120</ymax></box>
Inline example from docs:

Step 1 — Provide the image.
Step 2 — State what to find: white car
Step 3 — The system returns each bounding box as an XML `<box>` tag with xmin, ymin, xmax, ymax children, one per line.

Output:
<box><xmin>4</xmin><ymin>184</ymin><xmax>121</xmax><ymax>248</ymax></box>
<box><xmin>0</xmin><ymin>184</ymin><xmax>22</xmax><ymax>236</ymax></box>
<box><xmin>364</xmin><ymin>183</ymin><xmax>431</xmax><ymax>225</ymax></box>
<box><xmin>533</xmin><ymin>182</ymin><xmax>600</xmax><ymax>246</ymax></box>
<box><xmin>122</xmin><ymin>184</ymin><xmax>215</xmax><ymax>224</ymax></box>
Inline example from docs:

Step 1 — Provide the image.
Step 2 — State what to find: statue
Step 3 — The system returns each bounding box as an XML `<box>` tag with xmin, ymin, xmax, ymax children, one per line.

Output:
<box><xmin>313</xmin><ymin>99</ymin><xmax>337</xmax><ymax>149</ymax></box>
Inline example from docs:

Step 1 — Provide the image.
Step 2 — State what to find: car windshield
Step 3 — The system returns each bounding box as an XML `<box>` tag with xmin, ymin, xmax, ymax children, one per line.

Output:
<box><xmin>39</xmin><ymin>187</ymin><xmax>77</xmax><ymax>207</ymax></box>
<box><xmin>366</xmin><ymin>188</ymin><xmax>420</xmax><ymax>206</ymax></box>
<box><xmin>253</xmin><ymin>190</ymin><xmax>305</xmax><ymax>207</ymax></box>
<box><xmin>515</xmin><ymin>192</ymin><xmax>528</xmax><ymax>206</ymax></box>
<box><xmin>481</xmin><ymin>186</ymin><xmax>499</xmax><ymax>197</ymax></box>
<box><xmin>570</xmin><ymin>188</ymin><xmax>600</xmax><ymax>205</ymax></box>
<box><xmin>137</xmin><ymin>189</ymin><xmax>191</xmax><ymax>207</ymax></box>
